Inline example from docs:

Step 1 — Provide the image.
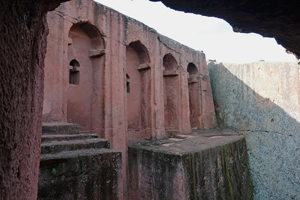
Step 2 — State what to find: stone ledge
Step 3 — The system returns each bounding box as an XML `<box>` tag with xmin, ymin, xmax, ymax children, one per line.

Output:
<box><xmin>39</xmin><ymin>149</ymin><xmax>122</xmax><ymax>200</ymax></box>
<box><xmin>41</xmin><ymin>138</ymin><xmax>110</xmax><ymax>154</ymax></box>
<box><xmin>40</xmin><ymin>148</ymin><xmax>121</xmax><ymax>161</ymax></box>
<box><xmin>41</xmin><ymin>133</ymin><xmax>99</xmax><ymax>142</ymax></box>
<box><xmin>42</xmin><ymin>122</ymin><xmax>80</xmax><ymax>134</ymax></box>
<box><xmin>130</xmin><ymin>129</ymin><xmax>243</xmax><ymax>154</ymax></box>
<box><xmin>128</xmin><ymin>129</ymin><xmax>253</xmax><ymax>200</ymax></box>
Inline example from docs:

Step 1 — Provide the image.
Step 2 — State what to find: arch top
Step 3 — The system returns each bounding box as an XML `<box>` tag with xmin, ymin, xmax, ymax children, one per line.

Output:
<box><xmin>187</xmin><ymin>63</ymin><xmax>199</xmax><ymax>83</ymax></box>
<box><xmin>187</xmin><ymin>62</ymin><xmax>198</xmax><ymax>75</ymax></box>
<box><xmin>163</xmin><ymin>53</ymin><xmax>179</xmax><ymax>76</ymax></box>
<box><xmin>163</xmin><ymin>53</ymin><xmax>178</xmax><ymax>70</ymax></box>
<box><xmin>69</xmin><ymin>21</ymin><xmax>105</xmax><ymax>50</ymax></box>
<box><xmin>70</xmin><ymin>59</ymin><xmax>80</xmax><ymax>68</ymax></box>
<box><xmin>128</xmin><ymin>40</ymin><xmax>151</xmax><ymax>65</ymax></box>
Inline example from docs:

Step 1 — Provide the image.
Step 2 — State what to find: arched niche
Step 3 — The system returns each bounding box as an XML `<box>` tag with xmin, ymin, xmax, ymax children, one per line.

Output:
<box><xmin>67</xmin><ymin>22</ymin><xmax>105</xmax><ymax>133</ymax></box>
<box><xmin>126</xmin><ymin>74</ymin><xmax>130</xmax><ymax>93</ymax></box>
<box><xmin>187</xmin><ymin>63</ymin><xmax>200</xmax><ymax>129</ymax></box>
<box><xmin>126</xmin><ymin>40</ymin><xmax>151</xmax><ymax>141</ymax></box>
<box><xmin>163</xmin><ymin>53</ymin><xmax>180</xmax><ymax>131</ymax></box>
<box><xmin>187</xmin><ymin>63</ymin><xmax>198</xmax><ymax>76</ymax></box>
<box><xmin>69</xmin><ymin>59</ymin><xmax>80</xmax><ymax>85</ymax></box>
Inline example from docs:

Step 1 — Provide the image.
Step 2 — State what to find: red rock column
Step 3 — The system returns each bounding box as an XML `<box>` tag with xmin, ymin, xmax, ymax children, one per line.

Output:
<box><xmin>199</xmin><ymin>52</ymin><xmax>217</xmax><ymax>129</ymax></box>
<box><xmin>0</xmin><ymin>0</ymin><xmax>67</xmax><ymax>199</ymax></box>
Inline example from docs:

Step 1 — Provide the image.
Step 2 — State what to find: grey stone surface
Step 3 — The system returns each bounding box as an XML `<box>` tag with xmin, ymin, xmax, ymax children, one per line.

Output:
<box><xmin>41</xmin><ymin>138</ymin><xmax>110</xmax><ymax>154</ymax></box>
<box><xmin>38</xmin><ymin>125</ymin><xmax>121</xmax><ymax>199</ymax></box>
<box><xmin>39</xmin><ymin>149</ymin><xmax>122</xmax><ymax>200</ymax></box>
<box><xmin>41</xmin><ymin>133</ymin><xmax>99</xmax><ymax>142</ymax></box>
<box><xmin>42</xmin><ymin>122</ymin><xmax>80</xmax><ymax>134</ymax></box>
<box><xmin>208</xmin><ymin>62</ymin><xmax>300</xmax><ymax>200</ymax></box>
<box><xmin>129</xmin><ymin>129</ymin><xmax>252</xmax><ymax>200</ymax></box>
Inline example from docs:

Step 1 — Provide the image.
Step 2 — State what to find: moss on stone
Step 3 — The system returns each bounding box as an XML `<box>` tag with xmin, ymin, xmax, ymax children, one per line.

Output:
<box><xmin>223</xmin><ymin>146</ymin><xmax>234</xmax><ymax>200</ymax></box>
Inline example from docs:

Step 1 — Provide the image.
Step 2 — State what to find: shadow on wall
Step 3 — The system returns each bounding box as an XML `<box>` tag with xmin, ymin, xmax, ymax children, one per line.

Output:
<box><xmin>208</xmin><ymin>62</ymin><xmax>300</xmax><ymax>200</ymax></box>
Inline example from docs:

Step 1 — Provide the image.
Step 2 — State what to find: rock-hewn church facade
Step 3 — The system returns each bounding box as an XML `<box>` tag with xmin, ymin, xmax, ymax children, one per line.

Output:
<box><xmin>43</xmin><ymin>0</ymin><xmax>216</xmax><ymax>159</ymax></box>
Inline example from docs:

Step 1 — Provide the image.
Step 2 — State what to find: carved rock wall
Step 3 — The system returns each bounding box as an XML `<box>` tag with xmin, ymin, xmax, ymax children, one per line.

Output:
<box><xmin>43</xmin><ymin>1</ymin><xmax>217</xmax><ymax>152</ymax></box>
<box><xmin>209</xmin><ymin>62</ymin><xmax>300</xmax><ymax>199</ymax></box>
<box><xmin>129</xmin><ymin>130</ymin><xmax>252</xmax><ymax>200</ymax></box>
<box><xmin>0</xmin><ymin>0</ymin><xmax>68</xmax><ymax>199</ymax></box>
<box><xmin>43</xmin><ymin>0</ymin><xmax>217</xmax><ymax>197</ymax></box>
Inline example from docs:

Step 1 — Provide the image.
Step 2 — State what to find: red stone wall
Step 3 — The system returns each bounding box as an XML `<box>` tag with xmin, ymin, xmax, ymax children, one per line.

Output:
<box><xmin>43</xmin><ymin>0</ymin><xmax>216</xmax><ymax>197</ymax></box>
<box><xmin>0</xmin><ymin>0</ymin><xmax>67</xmax><ymax>199</ymax></box>
<box><xmin>44</xmin><ymin>0</ymin><xmax>216</xmax><ymax>139</ymax></box>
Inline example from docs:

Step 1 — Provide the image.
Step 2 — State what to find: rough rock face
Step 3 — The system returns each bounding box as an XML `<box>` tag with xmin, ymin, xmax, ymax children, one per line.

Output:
<box><xmin>129</xmin><ymin>129</ymin><xmax>253</xmax><ymax>200</ymax></box>
<box><xmin>209</xmin><ymin>62</ymin><xmax>300</xmax><ymax>199</ymax></box>
<box><xmin>0</xmin><ymin>0</ymin><xmax>68</xmax><ymax>199</ymax></box>
<box><xmin>150</xmin><ymin>0</ymin><xmax>300</xmax><ymax>58</ymax></box>
<box><xmin>43</xmin><ymin>0</ymin><xmax>216</xmax><ymax>139</ymax></box>
<box><xmin>43</xmin><ymin>1</ymin><xmax>217</xmax><ymax>197</ymax></box>
<box><xmin>38</xmin><ymin>126</ymin><xmax>122</xmax><ymax>200</ymax></box>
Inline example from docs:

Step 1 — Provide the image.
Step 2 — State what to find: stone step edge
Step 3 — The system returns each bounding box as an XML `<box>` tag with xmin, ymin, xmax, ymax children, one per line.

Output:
<box><xmin>41</xmin><ymin>139</ymin><xmax>110</xmax><ymax>154</ymax></box>
<box><xmin>41</xmin><ymin>138</ymin><xmax>108</xmax><ymax>147</ymax></box>
<box><xmin>41</xmin><ymin>133</ymin><xmax>99</xmax><ymax>142</ymax></box>
<box><xmin>40</xmin><ymin>148</ymin><xmax>121</xmax><ymax>162</ymax></box>
<box><xmin>42</xmin><ymin>122</ymin><xmax>80</xmax><ymax>134</ymax></box>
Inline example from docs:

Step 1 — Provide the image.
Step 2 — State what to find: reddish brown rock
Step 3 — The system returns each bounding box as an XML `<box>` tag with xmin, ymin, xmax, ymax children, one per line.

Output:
<box><xmin>128</xmin><ymin>129</ymin><xmax>252</xmax><ymax>200</ymax></box>
<box><xmin>0</xmin><ymin>0</ymin><xmax>68</xmax><ymax>199</ymax></box>
<box><xmin>38</xmin><ymin>132</ymin><xmax>122</xmax><ymax>200</ymax></box>
<box><xmin>43</xmin><ymin>0</ymin><xmax>217</xmax><ymax>197</ymax></box>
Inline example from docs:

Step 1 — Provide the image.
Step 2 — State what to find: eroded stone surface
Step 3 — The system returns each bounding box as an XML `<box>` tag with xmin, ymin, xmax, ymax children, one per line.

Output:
<box><xmin>0</xmin><ymin>0</ymin><xmax>68</xmax><ymax>199</ymax></box>
<box><xmin>38</xmin><ymin>149</ymin><xmax>122</xmax><ymax>200</ymax></box>
<box><xmin>38</xmin><ymin>127</ymin><xmax>121</xmax><ymax>200</ymax></box>
<box><xmin>42</xmin><ymin>122</ymin><xmax>80</xmax><ymax>134</ymax></box>
<box><xmin>44</xmin><ymin>0</ymin><xmax>216</xmax><ymax>139</ymax></box>
<box><xmin>41</xmin><ymin>138</ymin><xmax>110</xmax><ymax>154</ymax></box>
<box><xmin>209</xmin><ymin>62</ymin><xmax>300</xmax><ymax>199</ymax></box>
<box><xmin>43</xmin><ymin>1</ymin><xmax>217</xmax><ymax>197</ymax></box>
<box><xmin>129</xmin><ymin>129</ymin><xmax>252</xmax><ymax>200</ymax></box>
<box><xmin>41</xmin><ymin>133</ymin><xmax>98</xmax><ymax>142</ymax></box>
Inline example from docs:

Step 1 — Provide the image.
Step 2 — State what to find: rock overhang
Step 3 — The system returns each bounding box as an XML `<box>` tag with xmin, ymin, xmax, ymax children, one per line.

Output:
<box><xmin>150</xmin><ymin>0</ymin><xmax>300</xmax><ymax>59</ymax></box>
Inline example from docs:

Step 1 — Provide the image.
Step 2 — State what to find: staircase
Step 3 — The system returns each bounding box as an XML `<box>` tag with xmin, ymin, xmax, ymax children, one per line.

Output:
<box><xmin>38</xmin><ymin>122</ymin><xmax>121</xmax><ymax>200</ymax></box>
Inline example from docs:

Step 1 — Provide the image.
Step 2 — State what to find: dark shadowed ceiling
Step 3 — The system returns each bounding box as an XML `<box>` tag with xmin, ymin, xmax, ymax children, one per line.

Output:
<box><xmin>150</xmin><ymin>0</ymin><xmax>300</xmax><ymax>59</ymax></box>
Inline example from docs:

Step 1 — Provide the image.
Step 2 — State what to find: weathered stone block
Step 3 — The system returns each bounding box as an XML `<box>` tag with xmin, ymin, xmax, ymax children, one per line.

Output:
<box><xmin>38</xmin><ymin>149</ymin><xmax>122</xmax><ymax>200</ymax></box>
<box><xmin>128</xmin><ymin>129</ymin><xmax>253</xmax><ymax>200</ymax></box>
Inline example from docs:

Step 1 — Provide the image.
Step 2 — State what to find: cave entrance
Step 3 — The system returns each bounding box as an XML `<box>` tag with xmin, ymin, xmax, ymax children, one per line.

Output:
<box><xmin>126</xmin><ymin>41</ymin><xmax>151</xmax><ymax>141</ymax></box>
<box><xmin>187</xmin><ymin>63</ymin><xmax>200</xmax><ymax>129</ymax></box>
<box><xmin>67</xmin><ymin>22</ymin><xmax>105</xmax><ymax>133</ymax></box>
<box><xmin>163</xmin><ymin>54</ymin><xmax>180</xmax><ymax>132</ymax></box>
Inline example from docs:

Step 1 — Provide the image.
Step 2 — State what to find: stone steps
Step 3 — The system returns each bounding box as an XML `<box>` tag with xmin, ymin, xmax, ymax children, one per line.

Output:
<box><xmin>41</xmin><ymin>137</ymin><xmax>110</xmax><ymax>154</ymax></box>
<box><xmin>41</xmin><ymin>133</ymin><xmax>99</xmax><ymax>142</ymax></box>
<box><xmin>42</xmin><ymin>122</ymin><xmax>80</xmax><ymax>134</ymax></box>
<box><xmin>38</xmin><ymin>123</ymin><xmax>121</xmax><ymax>199</ymax></box>
<box><xmin>39</xmin><ymin>149</ymin><xmax>121</xmax><ymax>200</ymax></box>
<box><xmin>40</xmin><ymin>148</ymin><xmax>121</xmax><ymax>162</ymax></box>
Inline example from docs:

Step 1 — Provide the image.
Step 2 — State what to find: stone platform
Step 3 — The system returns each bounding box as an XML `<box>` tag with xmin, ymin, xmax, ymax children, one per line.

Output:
<box><xmin>38</xmin><ymin>123</ymin><xmax>122</xmax><ymax>200</ymax></box>
<box><xmin>128</xmin><ymin>129</ymin><xmax>253</xmax><ymax>200</ymax></box>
